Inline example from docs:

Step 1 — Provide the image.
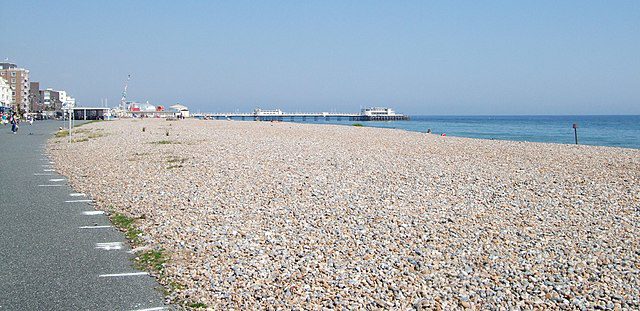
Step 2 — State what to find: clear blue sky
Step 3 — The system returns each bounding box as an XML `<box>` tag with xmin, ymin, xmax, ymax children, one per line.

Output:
<box><xmin>2</xmin><ymin>1</ymin><xmax>639</xmax><ymax>115</ymax></box>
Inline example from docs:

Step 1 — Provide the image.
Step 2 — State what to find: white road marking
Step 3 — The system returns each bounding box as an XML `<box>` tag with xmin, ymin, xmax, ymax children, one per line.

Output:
<box><xmin>79</xmin><ymin>225</ymin><xmax>112</xmax><ymax>229</ymax></box>
<box><xmin>65</xmin><ymin>199</ymin><xmax>93</xmax><ymax>203</ymax></box>
<box><xmin>49</xmin><ymin>178</ymin><xmax>65</xmax><ymax>182</ymax></box>
<box><xmin>38</xmin><ymin>184</ymin><xmax>63</xmax><ymax>187</ymax></box>
<box><xmin>98</xmin><ymin>272</ymin><xmax>148</xmax><ymax>277</ymax></box>
<box><xmin>95</xmin><ymin>242</ymin><xmax>124</xmax><ymax>250</ymax></box>
<box><xmin>43</xmin><ymin>169</ymin><xmax>55</xmax><ymax>172</ymax></box>
<box><xmin>69</xmin><ymin>193</ymin><xmax>86</xmax><ymax>196</ymax></box>
<box><xmin>42</xmin><ymin>164</ymin><xmax>53</xmax><ymax>167</ymax></box>
<box><xmin>34</xmin><ymin>173</ymin><xmax>53</xmax><ymax>176</ymax></box>
<box><xmin>82</xmin><ymin>211</ymin><xmax>105</xmax><ymax>215</ymax></box>
<box><xmin>130</xmin><ymin>307</ymin><xmax>167</xmax><ymax>311</ymax></box>
<box><xmin>49</xmin><ymin>161</ymin><xmax>55</xmax><ymax>164</ymax></box>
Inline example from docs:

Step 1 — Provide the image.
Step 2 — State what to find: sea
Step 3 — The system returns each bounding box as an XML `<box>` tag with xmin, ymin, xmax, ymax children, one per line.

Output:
<box><xmin>293</xmin><ymin>115</ymin><xmax>640</xmax><ymax>149</ymax></box>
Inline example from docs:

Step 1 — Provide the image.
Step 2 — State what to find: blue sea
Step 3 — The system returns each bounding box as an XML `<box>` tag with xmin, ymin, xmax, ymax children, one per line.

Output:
<box><xmin>293</xmin><ymin>115</ymin><xmax>640</xmax><ymax>149</ymax></box>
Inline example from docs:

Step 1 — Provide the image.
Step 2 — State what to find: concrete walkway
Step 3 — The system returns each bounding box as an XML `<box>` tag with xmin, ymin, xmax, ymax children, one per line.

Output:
<box><xmin>0</xmin><ymin>121</ymin><xmax>168</xmax><ymax>310</ymax></box>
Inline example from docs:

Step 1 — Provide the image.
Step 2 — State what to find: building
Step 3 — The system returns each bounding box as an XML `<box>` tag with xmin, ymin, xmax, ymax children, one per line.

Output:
<box><xmin>0</xmin><ymin>62</ymin><xmax>16</xmax><ymax>70</ymax></box>
<box><xmin>40</xmin><ymin>88</ymin><xmax>62</xmax><ymax>118</ymax></box>
<box><xmin>128</xmin><ymin>101</ymin><xmax>155</xmax><ymax>112</ymax></box>
<box><xmin>41</xmin><ymin>88</ymin><xmax>61</xmax><ymax>111</ymax></box>
<box><xmin>360</xmin><ymin>107</ymin><xmax>398</xmax><ymax>116</ymax></box>
<box><xmin>170</xmin><ymin>104</ymin><xmax>190</xmax><ymax>118</ymax></box>
<box><xmin>0</xmin><ymin>77</ymin><xmax>11</xmax><ymax>107</ymax></box>
<box><xmin>71</xmin><ymin>107</ymin><xmax>110</xmax><ymax>120</ymax></box>
<box><xmin>29</xmin><ymin>82</ymin><xmax>41</xmax><ymax>112</ymax></box>
<box><xmin>253</xmin><ymin>108</ymin><xmax>282</xmax><ymax>116</ymax></box>
<box><xmin>37</xmin><ymin>88</ymin><xmax>76</xmax><ymax>117</ymax></box>
<box><xmin>122</xmin><ymin>101</ymin><xmax>188</xmax><ymax>118</ymax></box>
<box><xmin>0</xmin><ymin>62</ymin><xmax>30</xmax><ymax>112</ymax></box>
<box><xmin>58</xmin><ymin>90</ymin><xmax>76</xmax><ymax>108</ymax></box>
<box><xmin>359</xmin><ymin>107</ymin><xmax>409</xmax><ymax>121</ymax></box>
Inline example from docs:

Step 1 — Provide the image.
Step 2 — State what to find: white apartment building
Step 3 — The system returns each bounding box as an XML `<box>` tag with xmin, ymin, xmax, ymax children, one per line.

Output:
<box><xmin>0</xmin><ymin>77</ymin><xmax>11</xmax><ymax>107</ymax></box>
<box><xmin>0</xmin><ymin>63</ymin><xmax>30</xmax><ymax>112</ymax></box>
<box><xmin>58</xmin><ymin>90</ymin><xmax>76</xmax><ymax>108</ymax></box>
<box><xmin>41</xmin><ymin>88</ymin><xmax>76</xmax><ymax>112</ymax></box>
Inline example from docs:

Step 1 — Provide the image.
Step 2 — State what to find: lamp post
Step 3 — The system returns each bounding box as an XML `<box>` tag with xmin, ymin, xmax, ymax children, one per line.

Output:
<box><xmin>572</xmin><ymin>123</ymin><xmax>578</xmax><ymax>145</ymax></box>
<box><xmin>68</xmin><ymin>104</ymin><xmax>73</xmax><ymax>143</ymax></box>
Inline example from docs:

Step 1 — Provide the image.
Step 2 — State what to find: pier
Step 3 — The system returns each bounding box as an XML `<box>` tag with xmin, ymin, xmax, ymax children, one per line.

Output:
<box><xmin>192</xmin><ymin>107</ymin><xmax>409</xmax><ymax>121</ymax></box>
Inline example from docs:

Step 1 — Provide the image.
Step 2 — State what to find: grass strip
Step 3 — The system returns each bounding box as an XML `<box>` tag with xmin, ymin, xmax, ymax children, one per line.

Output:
<box><xmin>152</xmin><ymin>140</ymin><xmax>180</xmax><ymax>145</ymax></box>
<box><xmin>110</xmin><ymin>212</ymin><xmax>143</xmax><ymax>245</ymax></box>
<box><xmin>188</xmin><ymin>302</ymin><xmax>208</xmax><ymax>309</ymax></box>
<box><xmin>55</xmin><ymin>130</ymin><xmax>69</xmax><ymax>137</ymax></box>
<box><xmin>135</xmin><ymin>249</ymin><xmax>168</xmax><ymax>273</ymax></box>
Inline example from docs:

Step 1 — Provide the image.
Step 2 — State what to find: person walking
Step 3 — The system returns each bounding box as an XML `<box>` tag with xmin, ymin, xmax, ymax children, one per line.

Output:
<box><xmin>10</xmin><ymin>113</ymin><xmax>19</xmax><ymax>134</ymax></box>
<box><xmin>1</xmin><ymin>113</ymin><xmax>7</xmax><ymax>126</ymax></box>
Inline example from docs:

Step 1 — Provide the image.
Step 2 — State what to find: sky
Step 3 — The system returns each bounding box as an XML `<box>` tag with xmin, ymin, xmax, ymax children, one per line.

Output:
<box><xmin>1</xmin><ymin>1</ymin><xmax>639</xmax><ymax>115</ymax></box>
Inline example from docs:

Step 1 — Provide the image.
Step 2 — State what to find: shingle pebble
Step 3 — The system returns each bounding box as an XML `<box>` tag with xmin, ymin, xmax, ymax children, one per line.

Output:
<box><xmin>49</xmin><ymin>119</ymin><xmax>640</xmax><ymax>309</ymax></box>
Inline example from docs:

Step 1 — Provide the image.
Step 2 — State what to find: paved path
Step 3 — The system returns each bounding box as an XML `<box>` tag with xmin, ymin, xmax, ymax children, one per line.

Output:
<box><xmin>0</xmin><ymin>121</ymin><xmax>168</xmax><ymax>310</ymax></box>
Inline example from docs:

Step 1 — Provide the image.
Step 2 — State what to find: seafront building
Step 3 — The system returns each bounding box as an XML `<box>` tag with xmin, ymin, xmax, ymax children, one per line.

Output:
<box><xmin>0</xmin><ymin>77</ymin><xmax>11</xmax><ymax>107</ymax></box>
<box><xmin>118</xmin><ymin>101</ymin><xmax>189</xmax><ymax>119</ymax></box>
<box><xmin>0</xmin><ymin>62</ymin><xmax>30</xmax><ymax>112</ymax></box>
<box><xmin>58</xmin><ymin>90</ymin><xmax>76</xmax><ymax>108</ymax></box>
<box><xmin>29</xmin><ymin>81</ymin><xmax>41</xmax><ymax>111</ymax></box>
<box><xmin>42</xmin><ymin>88</ymin><xmax>62</xmax><ymax>112</ymax></box>
<box><xmin>170</xmin><ymin>104</ymin><xmax>190</xmax><ymax>118</ymax></box>
<box><xmin>360</xmin><ymin>107</ymin><xmax>398</xmax><ymax>117</ymax></box>
<box><xmin>35</xmin><ymin>88</ymin><xmax>76</xmax><ymax>118</ymax></box>
<box><xmin>0</xmin><ymin>60</ymin><xmax>77</xmax><ymax>117</ymax></box>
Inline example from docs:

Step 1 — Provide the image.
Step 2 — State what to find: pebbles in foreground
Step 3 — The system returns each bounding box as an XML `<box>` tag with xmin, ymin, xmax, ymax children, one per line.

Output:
<box><xmin>49</xmin><ymin>119</ymin><xmax>640</xmax><ymax>310</ymax></box>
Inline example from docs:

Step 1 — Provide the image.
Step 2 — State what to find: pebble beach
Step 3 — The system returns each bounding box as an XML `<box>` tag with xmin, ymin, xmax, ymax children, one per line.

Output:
<box><xmin>48</xmin><ymin>119</ymin><xmax>640</xmax><ymax>310</ymax></box>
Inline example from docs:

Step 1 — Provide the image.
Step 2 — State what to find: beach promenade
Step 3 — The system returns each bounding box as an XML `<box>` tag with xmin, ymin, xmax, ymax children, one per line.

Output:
<box><xmin>48</xmin><ymin>119</ymin><xmax>640</xmax><ymax>309</ymax></box>
<box><xmin>0</xmin><ymin>121</ymin><xmax>167</xmax><ymax>310</ymax></box>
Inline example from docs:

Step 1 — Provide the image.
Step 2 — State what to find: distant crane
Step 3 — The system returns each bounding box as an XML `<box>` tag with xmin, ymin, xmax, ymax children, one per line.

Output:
<box><xmin>120</xmin><ymin>74</ymin><xmax>130</xmax><ymax>112</ymax></box>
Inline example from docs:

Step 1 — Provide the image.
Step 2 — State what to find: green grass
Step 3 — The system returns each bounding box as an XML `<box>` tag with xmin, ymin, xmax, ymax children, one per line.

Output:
<box><xmin>112</xmin><ymin>213</ymin><xmax>135</xmax><ymax>228</ymax></box>
<box><xmin>87</xmin><ymin>132</ymin><xmax>107</xmax><ymax>139</ymax></box>
<box><xmin>126</xmin><ymin>228</ymin><xmax>143</xmax><ymax>244</ymax></box>
<box><xmin>188</xmin><ymin>302</ymin><xmax>208</xmax><ymax>309</ymax></box>
<box><xmin>110</xmin><ymin>212</ymin><xmax>143</xmax><ymax>245</ymax></box>
<box><xmin>169</xmin><ymin>281</ymin><xmax>186</xmax><ymax>291</ymax></box>
<box><xmin>166</xmin><ymin>156</ymin><xmax>187</xmax><ymax>169</ymax></box>
<box><xmin>352</xmin><ymin>123</ymin><xmax>364</xmax><ymax>127</ymax></box>
<box><xmin>166</xmin><ymin>156</ymin><xmax>187</xmax><ymax>164</ymax></box>
<box><xmin>152</xmin><ymin>140</ymin><xmax>180</xmax><ymax>145</ymax></box>
<box><xmin>71</xmin><ymin>137</ymin><xmax>89</xmax><ymax>143</ymax></box>
<box><xmin>135</xmin><ymin>249</ymin><xmax>168</xmax><ymax>273</ymax></box>
<box><xmin>162</xmin><ymin>280</ymin><xmax>186</xmax><ymax>296</ymax></box>
<box><xmin>108</xmin><ymin>209</ymin><xmax>180</xmax><ymax>304</ymax></box>
<box><xmin>55</xmin><ymin>130</ymin><xmax>69</xmax><ymax>137</ymax></box>
<box><xmin>110</xmin><ymin>212</ymin><xmax>168</xmax><ymax>273</ymax></box>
